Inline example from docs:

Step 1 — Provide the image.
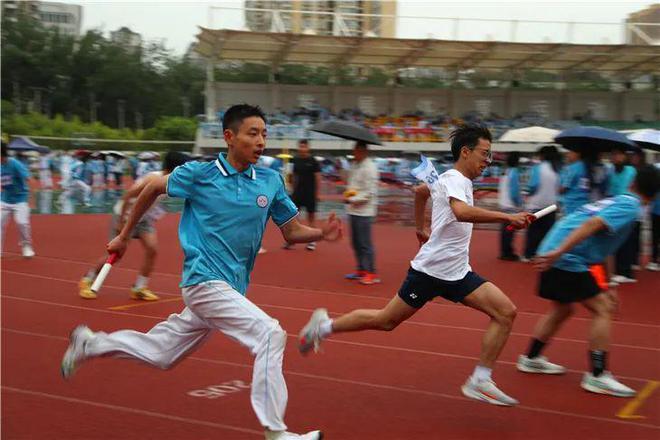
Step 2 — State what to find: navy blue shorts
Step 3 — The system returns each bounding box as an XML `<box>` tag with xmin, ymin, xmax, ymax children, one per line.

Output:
<box><xmin>397</xmin><ymin>267</ymin><xmax>488</xmax><ymax>309</ymax></box>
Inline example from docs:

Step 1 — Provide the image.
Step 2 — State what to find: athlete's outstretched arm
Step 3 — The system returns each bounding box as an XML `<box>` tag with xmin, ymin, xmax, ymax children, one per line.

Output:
<box><xmin>280</xmin><ymin>212</ymin><xmax>342</xmax><ymax>244</ymax></box>
<box><xmin>450</xmin><ymin>198</ymin><xmax>531</xmax><ymax>227</ymax></box>
<box><xmin>534</xmin><ymin>217</ymin><xmax>607</xmax><ymax>271</ymax></box>
<box><xmin>107</xmin><ymin>175</ymin><xmax>168</xmax><ymax>259</ymax></box>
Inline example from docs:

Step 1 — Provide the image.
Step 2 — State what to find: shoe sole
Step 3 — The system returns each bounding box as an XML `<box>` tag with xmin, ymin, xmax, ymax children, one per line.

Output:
<box><xmin>516</xmin><ymin>363</ymin><xmax>566</xmax><ymax>375</ymax></box>
<box><xmin>461</xmin><ymin>385</ymin><xmax>517</xmax><ymax>406</ymax></box>
<box><xmin>581</xmin><ymin>382</ymin><xmax>636</xmax><ymax>397</ymax></box>
<box><xmin>61</xmin><ymin>326</ymin><xmax>88</xmax><ymax>380</ymax></box>
<box><xmin>298</xmin><ymin>309</ymin><xmax>328</xmax><ymax>354</ymax></box>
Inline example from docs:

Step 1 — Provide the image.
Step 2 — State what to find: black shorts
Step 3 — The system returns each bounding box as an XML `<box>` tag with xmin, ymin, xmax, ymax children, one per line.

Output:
<box><xmin>397</xmin><ymin>267</ymin><xmax>488</xmax><ymax>309</ymax></box>
<box><xmin>538</xmin><ymin>267</ymin><xmax>602</xmax><ymax>303</ymax></box>
<box><xmin>292</xmin><ymin>194</ymin><xmax>317</xmax><ymax>213</ymax></box>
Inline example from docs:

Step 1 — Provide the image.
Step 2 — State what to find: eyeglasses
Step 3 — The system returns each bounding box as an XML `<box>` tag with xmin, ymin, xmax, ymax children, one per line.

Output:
<box><xmin>472</xmin><ymin>148</ymin><xmax>493</xmax><ymax>162</ymax></box>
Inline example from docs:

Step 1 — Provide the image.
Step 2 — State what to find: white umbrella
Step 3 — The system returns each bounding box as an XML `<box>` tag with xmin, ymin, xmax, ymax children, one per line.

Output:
<box><xmin>499</xmin><ymin>126</ymin><xmax>560</xmax><ymax>143</ymax></box>
<box><xmin>626</xmin><ymin>129</ymin><xmax>660</xmax><ymax>151</ymax></box>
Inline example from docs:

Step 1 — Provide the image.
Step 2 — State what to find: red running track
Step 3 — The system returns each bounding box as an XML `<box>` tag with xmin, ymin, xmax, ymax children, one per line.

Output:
<box><xmin>2</xmin><ymin>213</ymin><xmax>659</xmax><ymax>439</ymax></box>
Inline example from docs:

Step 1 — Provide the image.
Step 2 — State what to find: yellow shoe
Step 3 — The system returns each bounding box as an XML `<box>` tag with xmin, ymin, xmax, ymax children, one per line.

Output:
<box><xmin>79</xmin><ymin>278</ymin><xmax>97</xmax><ymax>299</ymax></box>
<box><xmin>130</xmin><ymin>287</ymin><xmax>159</xmax><ymax>301</ymax></box>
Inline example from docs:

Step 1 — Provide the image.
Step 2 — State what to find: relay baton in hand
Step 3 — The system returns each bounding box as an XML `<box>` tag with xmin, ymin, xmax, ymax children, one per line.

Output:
<box><xmin>506</xmin><ymin>204</ymin><xmax>557</xmax><ymax>232</ymax></box>
<box><xmin>91</xmin><ymin>253</ymin><xmax>119</xmax><ymax>293</ymax></box>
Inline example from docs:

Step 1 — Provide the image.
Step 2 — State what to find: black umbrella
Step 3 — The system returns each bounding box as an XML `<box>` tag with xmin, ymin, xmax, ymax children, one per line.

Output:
<box><xmin>555</xmin><ymin>126</ymin><xmax>638</xmax><ymax>152</ymax></box>
<box><xmin>310</xmin><ymin>119</ymin><xmax>383</xmax><ymax>146</ymax></box>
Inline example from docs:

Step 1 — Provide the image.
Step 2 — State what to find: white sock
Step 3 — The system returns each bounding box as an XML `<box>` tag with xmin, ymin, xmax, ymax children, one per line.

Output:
<box><xmin>134</xmin><ymin>275</ymin><xmax>149</xmax><ymax>289</ymax></box>
<box><xmin>472</xmin><ymin>365</ymin><xmax>492</xmax><ymax>382</ymax></box>
<box><xmin>85</xmin><ymin>269</ymin><xmax>97</xmax><ymax>280</ymax></box>
<box><xmin>319</xmin><ymin>319</ymin><xmax>333</xmax><ymax>338</ymax></box>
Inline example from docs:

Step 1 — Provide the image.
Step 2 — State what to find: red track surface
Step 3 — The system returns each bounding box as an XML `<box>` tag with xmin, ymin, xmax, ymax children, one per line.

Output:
<box><xmin>2</xmin><ymin>213</ymin><xmax>659</xmax><ymax>439</ymax></box>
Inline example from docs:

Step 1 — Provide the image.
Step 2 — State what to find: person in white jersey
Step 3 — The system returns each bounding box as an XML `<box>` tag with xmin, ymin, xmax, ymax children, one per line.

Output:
<box><xmin>38</xmin><ymin>151</ymin><xmax>53</xmax><ymax>189</ymax></box>
<box><xmin>523</xmin><ymin>145</ymin><xmax>560</xmax><ymax>261</ymax></box>
<box><xmin>78</xmin><ymin>151</ymin><xmax>190</xmax><ymax>300</ymax></box>
<box><xmin>299</xmin><ymin>124</ymin><xmax>533</xmax><ymax>407</ymax></box>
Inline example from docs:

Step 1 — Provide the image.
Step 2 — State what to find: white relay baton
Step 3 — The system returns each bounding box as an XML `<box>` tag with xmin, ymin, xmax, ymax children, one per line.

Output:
<box><xmin>91</xmin><ymin>253</ymin><xmax>119</xmax><ymax>293</ymax></box>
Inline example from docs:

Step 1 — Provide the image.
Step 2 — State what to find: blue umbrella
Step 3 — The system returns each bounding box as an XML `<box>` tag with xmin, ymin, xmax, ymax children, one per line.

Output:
<box><xmin>555</xmin><ymin>126</ymin><xmax>638</xmax><ymax>152</ymax></box>
<box><xmin>8</xmin><ymin>136</ymin><xmax>50</xmax><ymax>153</ymax></box>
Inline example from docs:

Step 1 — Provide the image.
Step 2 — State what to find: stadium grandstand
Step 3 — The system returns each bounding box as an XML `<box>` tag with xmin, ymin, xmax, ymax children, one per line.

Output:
<box><xmin>192</xmin><ymin>4</ymin><xmax>659</xmax><ymax>156</ymax></box>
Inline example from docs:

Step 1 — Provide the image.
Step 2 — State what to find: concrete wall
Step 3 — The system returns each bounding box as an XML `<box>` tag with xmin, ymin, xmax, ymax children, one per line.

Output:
<box><xmin>212</xmin><ymin>82</ymin><xmax>659</xmax><ymax>121</ymax></box>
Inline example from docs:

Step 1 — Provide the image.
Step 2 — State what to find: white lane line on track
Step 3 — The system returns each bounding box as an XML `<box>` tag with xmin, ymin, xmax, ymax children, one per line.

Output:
<box><xmin>1</xmin><ymin>385</ymin><xmax>263</xmax><ymax>436</ymax></box>
<box><xmin>4</xmin><ymin>254</ymin><xmax>660</xmax><ymax>330</ymax></box>
<box><xmin>2</xmin><ymin>299</ymin><xmax>657</xmax><ymax>384</ymax></box>
<box><xmin>3</xmin><ymin>328</ymin><xmax>659</xmax><ymax>432</ymax></box>
<box><xmin>3</xmin><ymin>270</ymin><xmax>659</xmax><ymax>353</ymax></box>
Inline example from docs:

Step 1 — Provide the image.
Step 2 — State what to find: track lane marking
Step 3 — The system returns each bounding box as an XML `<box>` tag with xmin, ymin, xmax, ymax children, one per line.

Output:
<box><xmin>3</xmin><ymin>328</ymin><xmax>659</xmax><ymax>431</ymax></box>
<box><xmin>617</xmin><ymin>381</ymin><xmax>660</xmax><ymax>420</ymax></box>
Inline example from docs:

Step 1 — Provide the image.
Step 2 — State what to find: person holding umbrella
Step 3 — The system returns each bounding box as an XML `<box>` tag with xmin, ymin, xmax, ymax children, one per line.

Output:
<box><xmin>310</xmin><ymin>120</ymin><xmax>382</xmax><ymax>284</ymax></box>
<box><xmin>555</xmin><ymin>126</ymin><xmax>638</xmax><ymax>216</ymax></box>
<box><xmin>344</xmin><ymin>141</ymin><xmax>380</xmax><ymax>284</ymax></box>
<box><xmin>608</xmin><ymin>148</ymin><xmax>639</xmax><ymax>283</ymax></box>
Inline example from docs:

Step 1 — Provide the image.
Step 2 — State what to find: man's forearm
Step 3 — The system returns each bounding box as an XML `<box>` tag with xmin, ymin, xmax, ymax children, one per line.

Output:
<box><xmin>118</xmin><ymin>184</ymin><xmax>160</xmax><ymax>240</ymax></box>
<box><xmin>454</xmin><ymin>204</ymin><xmax>511</xmax><ymax>224</ymax></box>
<box><xmin>553</xmin><ymin>218</ymin><xmax>604</xmax><ymax>256</ymax></box>
<box><xmin>415</xmin><ymin>191</ymin><xmax>428</xmax><ymax>231</ymax></box>
<box><xmin>284</xmin><ymin>223</ymin><xmax>323</xmax><ymax>243</ymax></box>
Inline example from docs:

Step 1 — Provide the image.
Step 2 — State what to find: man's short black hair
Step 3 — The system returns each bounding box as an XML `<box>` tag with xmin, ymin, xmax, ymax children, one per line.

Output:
<box><xmin>162</xmin><ymin>151</ymin><xmax>191</xmax><ymax>173</ymax></box>
<box><xmin>355</xmin><ymin>141</ymin><xmax>368</xmax><ymax>150</ymax></box>
<box><xmin>506</xmin><ymin>151</ymin><xmax>520</xmax><ymax>168</ymax></box>
<box><xmin>449</xmin><ymin>123</ymin><xmax>492</xmax><ymax>162</ymax></box>
<box><xmin>298</xmin><ymin>139</ymin><xmax>309</xmax><ymax>145</ymax></box>
<box><xmin>634</xmin><ymin>164</ymin><xmax>659</xmax><ymax>199</ymax></box>
<box><xmin>222</xmin><ymin>104</ymin><xmax>266</xmax><ymax>133</ymax></box>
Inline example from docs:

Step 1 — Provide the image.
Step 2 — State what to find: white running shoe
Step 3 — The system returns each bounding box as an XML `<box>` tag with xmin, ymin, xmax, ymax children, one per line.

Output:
<box><xmin>645</xmin><ymin>262</ymin><xmax>660</xmax><ymax>272</ymax></box>
<box><xmin>581</xmin><ymin>372</ymin><xmax>636</xmax><ymax>397</ymax></box>
<box><xmin>22</xmin><ymin>245</ymin><xmax>35</xmax><ymax>258</ymax></box>
<box><xmin>517</xmin><ymin>355</ymin><xmax>566</xmax><ymax>374</ymax></box>
<box><xmin>461</xmin><ymin>377</ymin><xmax>519</xmax><ymax>406</ymax></box>
<box><xmin>61</xmin><ymin>325</ymin><xmax>94</xmax><ymax>380</ymax></box>
<box><xmin>298</xmin><ymin>308</ymin><xmax>329</xmax><ymax>355</ymax></box>
<box><xmin>265</xmin><ymin>430</ymin><xmax>323</xmax><ymax>440</ymax></box>
<box><xmin>631</xmin><ymin>264</ymin><xmax>641</xmax><ymax>271</ymax></box>
<box><xmin>306</xmin><ymin>242</ymin><xmax>316</xmax><ymax>251</ymax></box>
<box><xmin>610</xmin><ymin>275</ymin><xmax>637</xmax><ymax>284</ymax></box>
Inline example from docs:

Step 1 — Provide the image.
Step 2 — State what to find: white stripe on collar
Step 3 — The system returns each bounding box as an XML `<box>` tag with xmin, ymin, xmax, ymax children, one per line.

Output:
<box><xmin>215</xmin><ymin>159</ymin><xmax>228</xmax><ymax>176</ymax></box>
<box><xmin>250</xmin><ymin>167</ymin><xmax>256</xmax><ymax>180</ymax></box>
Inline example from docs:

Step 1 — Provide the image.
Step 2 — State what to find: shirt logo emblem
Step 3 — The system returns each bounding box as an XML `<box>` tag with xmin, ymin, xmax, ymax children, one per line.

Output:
<box><xmin>256</xmin><ymin>195</ymin><xmax>268</xmax><ymax>208</ymax></box>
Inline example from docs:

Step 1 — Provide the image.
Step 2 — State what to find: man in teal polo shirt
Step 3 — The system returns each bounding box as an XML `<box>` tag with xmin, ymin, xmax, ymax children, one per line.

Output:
<box><xmin>517</xmin><ymin>165</ymin><xmax>658</xmax><ymax>398</ymax></box>
<box><xmin>61</xmin><ymin>105</ymin><xmax>341</xmax><ymax>440</ymax></box>
<box><xmin>1</xmin><ymin>141</ymin><xmax>35</xmax><ymax>258</ymax></box>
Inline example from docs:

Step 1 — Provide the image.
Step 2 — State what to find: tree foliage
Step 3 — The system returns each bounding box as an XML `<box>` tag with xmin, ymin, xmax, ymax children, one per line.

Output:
<box><xmin>1</xmin><ymin>13</ymin><xmax>205</xmax><ymax>130</ymax></box>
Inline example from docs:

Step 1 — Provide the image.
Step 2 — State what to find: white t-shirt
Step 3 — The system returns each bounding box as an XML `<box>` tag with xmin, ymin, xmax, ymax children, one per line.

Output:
<box><xmin>411</xmin><ymin>169</ymin><xmax>474</xmax><ymax>281</ymax></box>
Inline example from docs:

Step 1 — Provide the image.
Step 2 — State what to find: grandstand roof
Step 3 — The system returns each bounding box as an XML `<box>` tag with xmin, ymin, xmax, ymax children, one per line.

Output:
<box><xmin>195</xmin><ymin>28</ymin><xmax>660</xmax><ymax>75</ymax></box>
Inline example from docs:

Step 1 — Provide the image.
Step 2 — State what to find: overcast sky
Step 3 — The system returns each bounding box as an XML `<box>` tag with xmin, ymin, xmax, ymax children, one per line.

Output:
<box><xmin>56</xmin><ymin>0</ymin><xmax>656</xmax><ymax>54</ymax></box>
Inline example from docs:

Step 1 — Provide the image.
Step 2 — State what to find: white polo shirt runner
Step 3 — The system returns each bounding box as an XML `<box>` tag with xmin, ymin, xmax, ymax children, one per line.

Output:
<box><xmin>411</xmin><ymin>157</ymin><xmax>474</xmax><ymax>281</ymax></box>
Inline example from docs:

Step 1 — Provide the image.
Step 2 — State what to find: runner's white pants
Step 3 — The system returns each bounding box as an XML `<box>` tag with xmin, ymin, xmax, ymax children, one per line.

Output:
<box><xmin>39</xmin><ymin>169</ymin><xmax>53</xmax><ymax>188</ymax></box>
<box><xmin>85</xmin><ymin>280</ymin><xmax>289</xmax><ymax>431</ymax></box>
<box><xmin>71</xmin><ymin>180</ymin><xmax>91</xmax><ymax>204</ymax></box>
<box><xmin>1</xmin><ymin>201</ymin><xmax>32</xmax><ymax>249</ymax></box>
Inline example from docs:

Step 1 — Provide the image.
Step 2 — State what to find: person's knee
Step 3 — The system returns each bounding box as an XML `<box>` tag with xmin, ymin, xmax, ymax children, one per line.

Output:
<box><xmin>497</xmin><ymin>304</ymin><xmax>517</xmax><ymax>327</ymax></box>
<box><xmin>375</xmin><ymin>313</ymin><xmax>401</xmax><ymax>331</ymax></box>
<box><xmin>144</xmin><ymin>244</ymin><xmax>157</xmax><ymax>259</ymax></box>
<box><xmin>255</xmin><ymin>321</ymin><xmax>287</xmax><ymax>354</ymax></box>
